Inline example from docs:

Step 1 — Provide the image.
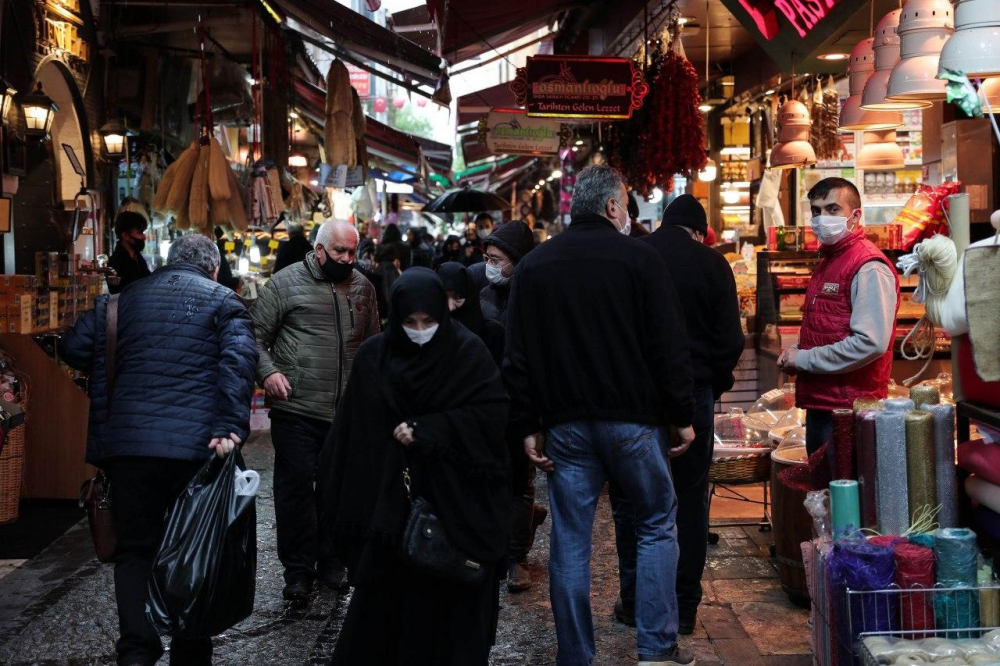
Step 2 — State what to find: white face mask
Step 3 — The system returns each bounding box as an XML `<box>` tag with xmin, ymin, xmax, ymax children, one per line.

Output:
<box><xmin>485</xmin><ymin>263</ymin><xmax>510</xmax><ymax>286</ymax></box>
<box><xmin>810</xmin><ymin>211</ymin><xmax>857</xmax><ymax>245</ymax></box>
<box><xmin>612</xmin><ymin>201</ymin><xmax>631</xmax><ymax>235</ymax></box>
<box><xmin>447</xmin><ymin>297</ymin><xmax>466</xmax><ymax>312</ymax></box>
<box><xmin>403</xmin><ymin>324</ymin><xmax>439</xmax><ymax>346</ymax></box>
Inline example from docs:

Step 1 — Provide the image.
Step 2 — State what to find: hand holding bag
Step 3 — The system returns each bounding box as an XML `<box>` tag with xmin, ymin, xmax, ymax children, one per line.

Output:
<box><xmin>80</xmin><ymin>294</ymin><xmax>120</xmax><ymax>563</ymax></box>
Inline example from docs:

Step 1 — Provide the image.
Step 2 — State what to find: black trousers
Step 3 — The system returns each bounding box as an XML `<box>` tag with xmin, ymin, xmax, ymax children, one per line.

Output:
<box><xmin>611</xmin><ymin>385</ymin><xmax>716</xmax><ymax>619</ymax></box>
<box><xmin>270</xmin><ymin>409</ymin><xmax>335</xmax><ymax>585</ymax></box>
<box><xmin>806</xmin><ymin>409</ymin><xmax>835</xmax><ymax>470</ymax></box>
<box><xmin>508</xmin><ymin>435</ymin><xmax>538</xmax><ymax>562</ymax></box>
<box><xmin>104</xmin><ymin>456</ymin><xmax>212</xmax><ymax>666</ymax></box>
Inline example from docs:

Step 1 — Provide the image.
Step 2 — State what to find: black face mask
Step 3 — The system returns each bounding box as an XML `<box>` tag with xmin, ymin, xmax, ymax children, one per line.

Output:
<box><xmin>130</xmin><ymin>237</ymin><xmax>146</xmax><ymax>254</ymax></box>
<box><xmin>320</xmin><ymin>255</ymin><xmax>354</xmax><ymax>283</ymax></box>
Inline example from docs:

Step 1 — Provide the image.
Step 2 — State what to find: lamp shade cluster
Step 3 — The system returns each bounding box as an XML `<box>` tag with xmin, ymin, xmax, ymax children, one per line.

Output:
<box><xmin>841</xmin><ymin>38</ymin><xmax>904</xmax><ymax>131</ymax></box>
<box><xmin>864</xmin><ymin>9</ymin><xmax>932</xmax><ymax>110</ymax></box>
<box><xmin>770</xmin><ymin>100</ymin><xmax>817</xmax><ymax>169</ymax></box>
<box><xmin>887</xmin><ymin>0</ymin><xmax>954</xmax><ymax>102</ymax></box>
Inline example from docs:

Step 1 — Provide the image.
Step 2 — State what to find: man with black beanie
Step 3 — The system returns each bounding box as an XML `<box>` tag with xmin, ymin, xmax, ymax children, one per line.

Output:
<box><xmin>108</xmin><ymin>211</ymin><xmax>151</xmax><ymax>294</ymax></box>
<box><xmin>612</xmin><ymin>193</ymin><xmax>745</xmax><ymax>636</ymax></box>
<box><xmin>480</xmin><ymin>220</ymin><xmax>536</xmax><ymax>327</ymax></box>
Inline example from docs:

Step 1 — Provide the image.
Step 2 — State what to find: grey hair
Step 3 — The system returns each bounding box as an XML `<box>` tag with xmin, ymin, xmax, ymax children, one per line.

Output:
<box><xmin>167</xmin><ymin>234</ymin><xmax>221</xmax><ymax>274</ymax></box>
<box><xmin>570</xmin><ymin>165</ymin><xmax>626</xmax><ymax>219</ymax></box>
<box><xmin>315</xmin><ymin>220</ymin><xmax>359</xmax><ymax>249</ymax></box>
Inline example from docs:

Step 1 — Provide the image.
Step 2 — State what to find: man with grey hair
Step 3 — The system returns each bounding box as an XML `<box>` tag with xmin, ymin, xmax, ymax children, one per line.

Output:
<box><xmin>61</xmin><ymin>232</ymin><xmax>258</xmax><ymax>666</ymax></box>
<box><xmin>251</xmin><ymin>220</ymin><xmax>379</xmax><ymax>602</ymax></box>
<box><xmin>503</xmin><ymin>165</ymin><xmax>696</xmax><ymax>665</ymax></box>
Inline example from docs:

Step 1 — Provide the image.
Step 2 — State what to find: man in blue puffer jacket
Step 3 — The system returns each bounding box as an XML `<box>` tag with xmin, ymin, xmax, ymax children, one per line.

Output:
<box><xmin>61</xmin><ymin>234</ymin><xmax>258</xmax><ymax>666</ymax></box>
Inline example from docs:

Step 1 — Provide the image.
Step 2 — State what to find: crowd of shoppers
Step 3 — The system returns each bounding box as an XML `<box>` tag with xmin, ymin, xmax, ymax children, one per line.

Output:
<box><xmin>71</xmin><ymin>164</ymin><xmax>759</xmax><ymax>666</ymax></box>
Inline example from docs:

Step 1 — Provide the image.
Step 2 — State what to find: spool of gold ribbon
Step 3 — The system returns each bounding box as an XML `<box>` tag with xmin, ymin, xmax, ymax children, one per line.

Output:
<box><xmin>909</xmin><ymin>385</ymin><xmax>940</xmax><ymax>407</ymax></box>
<box><xmin>853</xmin><ymin>398</ymin><xmax>884</xmax><ymax>412</ymax></box>
<box><xmin>905</xmin><ymin>410</ymin><xmax>937</xmax><ymax>522</ymax></box>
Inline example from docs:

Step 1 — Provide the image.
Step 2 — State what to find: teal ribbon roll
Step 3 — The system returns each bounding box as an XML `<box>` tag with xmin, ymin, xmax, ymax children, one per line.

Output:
<box><xmin>830</xmin><ymin>479</ymin><xmax>862</xmax><ymax>540</ymax></box>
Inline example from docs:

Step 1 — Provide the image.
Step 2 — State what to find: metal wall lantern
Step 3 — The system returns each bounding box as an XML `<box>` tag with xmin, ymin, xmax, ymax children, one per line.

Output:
<box><xmin>99</xmin><ymin>119</ymin><xmax>129</xmax><ymax>158</ymax></box>
<box><xmin>19</xmin><ymin>82</ymin><xmax>58</xmax><ymax>137</ymax></box>
<box><xmin>0</xmin><ymin>77</ymin><xmax>16</xmax><ymax>126</ymax></box>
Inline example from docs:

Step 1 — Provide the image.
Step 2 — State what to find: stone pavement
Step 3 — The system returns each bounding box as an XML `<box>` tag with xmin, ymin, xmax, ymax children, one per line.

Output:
<box><xmin>0</xmin><ymin>432</ymin><xmax>812</xmax><ymax>665</ymax></box>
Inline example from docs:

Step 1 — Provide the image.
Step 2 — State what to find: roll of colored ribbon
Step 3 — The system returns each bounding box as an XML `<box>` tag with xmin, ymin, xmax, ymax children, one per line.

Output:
<box><xmin>885</xmin><ymin>398</ymin><xmax>916</xmax><ymax>413</ymax></box>
<box><xmin>924</xmin><ymin>403</ymin><xmax>958</xmax><ymax>529</ymax></box>
<box><xmin>894</xmin><ymin>541</ymin><xmax>936</xmax><ymax>637</ymax></box>
<box><xmin>833</xmin><ymin>409</ymin><xmax>856</xmax><ymax>480</ymax></box>
<box><xmin>934</xmin><ymin>527</ymin><xmax>980</xmax><ymax>636</ymax></box>
<box><xmin>828</xmin><ymin>539</ymin><xmax>899</xmax><ymax>653</ymax></box>
<box><xmin>830</xmin><ymin>479</ymin><xmax>862</xmax><ymax>540</ymax></box>
<box><xmin>905</xmin><ymin>410</ymin><xmax>937</xmax><ymax>522</ymax></box>
<box><xmin>853</xmin><ymin>398</ymin><xmax>883</xmax><ymax>412</ymax></box>
<box><xmin>856</xmin><ymin>411</ymin><xmax>879</xmax><ymax>529</ymax></box>
<box><xmin>910</xmin><ymin>385</ymin><xmax>941</xmax><ymax>407</ymax></box>
<box><xmin>876</xmin><ymin>409</ymin><xmax>910</xmax><ymax>534</ymax></box>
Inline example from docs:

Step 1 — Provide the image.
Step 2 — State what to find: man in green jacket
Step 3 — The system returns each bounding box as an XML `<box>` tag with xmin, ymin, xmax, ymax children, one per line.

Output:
<box><xmin>252</xmin><ymin>220</ymin><xmax>380</xmax><ymax>602</ymax></box>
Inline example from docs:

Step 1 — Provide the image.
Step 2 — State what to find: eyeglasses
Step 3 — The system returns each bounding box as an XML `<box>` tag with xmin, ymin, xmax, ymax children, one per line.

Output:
<box><xmin>484</xmin><ymin>254</ymin><xmax>509</xmax><ymax>267</ymax></box>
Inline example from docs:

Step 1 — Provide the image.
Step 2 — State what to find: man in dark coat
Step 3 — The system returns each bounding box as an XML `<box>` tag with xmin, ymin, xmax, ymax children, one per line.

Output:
<box><xmin>60</xmin><ymin>234</ymin><xmax>258</xmax><ymax>666</ymax></box>
<box><xmin>480</xmin><ymin>221</ymin><xmax>535</xmax><ymax>328</ymax></box>
<box><xmin>503</xmin><ymin>165</ymin><xmax>696</xmax><ymax>665</ymax></box>
<box><xmin>107</xmin><ymin>211</ymin><xmax>151</xmax><ymax>294</ymax></box>
<box><xmin>273</xmin><ymin>222</ymin><xmax>313</xmax><ymax>274</ymax></box>
<box><xmin>612</xmin><ymin>194</ymin><xmax>746</xmax><ymax>635</ymax></box>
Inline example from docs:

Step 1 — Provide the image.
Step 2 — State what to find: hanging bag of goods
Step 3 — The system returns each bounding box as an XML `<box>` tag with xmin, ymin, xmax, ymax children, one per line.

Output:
<box><xmin>325</xmin><ymin>60</ymin><xmax>356</xmax><ymax>168</ymax></box>
<box><xmin>893</xmin><ymin>181</ymin><xmax>962</xmax><ymax>251</ymax></box>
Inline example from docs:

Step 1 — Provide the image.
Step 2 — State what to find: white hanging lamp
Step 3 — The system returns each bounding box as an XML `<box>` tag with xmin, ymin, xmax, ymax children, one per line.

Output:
<box><xmin>887</xmin><ymin>0</ymin><xmax>954</xmax><ymax>102</ymax></box>
<box><xmin>856</xmin><ymin>130</ymin><xmax>906</xmax><ymax>169</ymax></box>
<box><xmin>938</xmin><ymin>0</ymin><xmax>1000</xmax><ymax>79</ymax></box>
<box><xmin>864</xmin><ymin>9</ymin><xmax>932</xmax><ymax>109</ymax></box>
<box><xmin>841</xmin><ymin>38</ymin><xmax>905</xmax><ymax>130</ymax></box>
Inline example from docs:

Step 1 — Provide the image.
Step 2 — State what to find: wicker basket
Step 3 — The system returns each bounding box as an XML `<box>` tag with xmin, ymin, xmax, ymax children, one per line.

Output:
<box><xmin>0</xmin><ymin>380</ymin><xmax>28</xmax><ymax>524</ymax></box>
<box><xmin>708</xmin><ymin>450</ymin><xmax>772</xmax><ymax>485</ymax></box>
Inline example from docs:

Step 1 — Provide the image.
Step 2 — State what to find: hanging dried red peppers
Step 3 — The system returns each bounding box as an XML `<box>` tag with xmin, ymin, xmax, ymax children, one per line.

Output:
<box><xmin>606</xmin><ymin>46</ymin><xmax>708</xmax><ymax>197</ymax></box>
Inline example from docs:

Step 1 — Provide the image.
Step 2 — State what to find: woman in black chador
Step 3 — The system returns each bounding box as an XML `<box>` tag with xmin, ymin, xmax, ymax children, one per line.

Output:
<box><xmin>320</xmin><ymin>267</ymin><xmax>510</xmax><ymax>665</ymax></box>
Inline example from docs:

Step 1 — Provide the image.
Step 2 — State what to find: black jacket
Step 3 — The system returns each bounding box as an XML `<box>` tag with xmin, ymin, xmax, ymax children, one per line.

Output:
<box><xmin>107</xmin><ymin>243</ymin><xmax>151</xmax><ymax>294</ymax></box>
<box><xmin>640</xmin><ymin>225</ymin><xmax>745</xmax><ymax>398</ymax></box>
<box><xmin>274</xmin><ymin>235</ymin><xmax>313</xmax><ymax>274</ymax></box>
<box><xmin>503</xmin><ymin>214</ymin><xmax>694</xmax><ymax>439</ymax></box>
<box><xmin>480</xmin><ymin>283</ymin><xmax>510</xmax><ymax>328</ymax></box>
<box><xmin>61</xmin><ymin>264</ymin><xmax>258</xmax><ymax>463</ymax></box>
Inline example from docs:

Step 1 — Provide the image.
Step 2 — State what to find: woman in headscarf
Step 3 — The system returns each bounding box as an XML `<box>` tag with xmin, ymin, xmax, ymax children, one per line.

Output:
<box><xmin>320</xmin><ymin>268</ymin><xmax>510</xmax><ymax>665</ymax></box>
<box><xmin>432</xmin><ymin>234</ymin><xmax>462</xmax><ymax>269</ymax></box>
<box><xmin>436</xmin><ymin>262</ymin><xmax>504</xmax><ymax>366</ymax></box>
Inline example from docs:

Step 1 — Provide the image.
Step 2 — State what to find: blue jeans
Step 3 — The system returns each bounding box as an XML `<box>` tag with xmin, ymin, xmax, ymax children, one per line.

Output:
<box><xmin>612</xmin><ymin>386</ymin><xmax>716</xmax><ymax>621</ymax></box>
<box><xmin>547</xmin><ymin>421</ymin><xmax>679</xmax><ymax>665</ymax></box>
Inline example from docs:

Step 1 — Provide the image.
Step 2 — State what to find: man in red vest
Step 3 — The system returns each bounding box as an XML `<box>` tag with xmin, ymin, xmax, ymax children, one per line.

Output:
<box><xmin>778</xmin><ymin>178</ymin><xmax>900</xmax><ymax>456</ymax></box>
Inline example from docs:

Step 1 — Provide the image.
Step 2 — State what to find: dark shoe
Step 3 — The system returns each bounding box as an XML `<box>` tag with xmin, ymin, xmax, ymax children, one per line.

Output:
<box><xmin>282</xmin><ymin>579</ymin><xmax>312</xmax><ymax>603</ymax></box>
<box><xmin>531</xmin><ymin>505</ymin><xmax>548</xmax><ymax>530</ymax></box>
<box><xmin>678</xmin><ymin>612</ymin><xmax>697</xmax><ymax>635</ymax></box>
<box><xmin>318</xmin><ymin>565</ymin><xmax>350</xmax><ymax>592</ymax></box>
<box><xmin>613</xmin><ymin>597</ymin><xmax>636</xmax><ymax>627</ymax></box>
<box><xmin>638</xmin><ymin>646</ymin><xmax>696</xmax><ymax>665</ymax></box>
<box><xmin>507</xmin><ymin>560</ymin><xmax>532</xmax><ymax>592</ymax></box>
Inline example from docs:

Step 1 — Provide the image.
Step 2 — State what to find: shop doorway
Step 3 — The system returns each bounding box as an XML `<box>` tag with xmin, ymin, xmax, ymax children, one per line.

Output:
<box><xmin>8</xmin><ymin>59</ymin><xmax>94</xmax><ymax>275</ymax></box>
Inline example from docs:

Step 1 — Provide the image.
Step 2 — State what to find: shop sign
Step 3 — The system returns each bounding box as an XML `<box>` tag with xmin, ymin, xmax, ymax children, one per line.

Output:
<box><xmin>735</xmin><ymin>0</ymin><xmax>843</xmax><ymax>40</ymax></box>
<box><xmin>511</xmin><ymin>56</ymin><xmax>648</xmax><ymax>120</ymax></box>
<box><xmin>477</xmin><ymin>109</ymin><xmax>570</xmax><ymax>156</ymax></box>
<box><xmin>346</xmin><ymin>64</ymin><xmax>370</xmax><ymax>98</ymax></box>
<box><xmin>319</xmin><ymin>163</ymin><xmax>364</xmax><ymax>188</ymax></box>
<box><xmin>33</xmin><ymin>1</ymin><xmax>90</xmax><ymax>73</ymax></box>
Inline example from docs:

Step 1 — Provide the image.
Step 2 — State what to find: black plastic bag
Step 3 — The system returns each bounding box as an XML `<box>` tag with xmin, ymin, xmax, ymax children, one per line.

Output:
<box><xmin>146</xmin><ymin>450</ymin><xmax>257</xmax><ymax>638</ymax></box>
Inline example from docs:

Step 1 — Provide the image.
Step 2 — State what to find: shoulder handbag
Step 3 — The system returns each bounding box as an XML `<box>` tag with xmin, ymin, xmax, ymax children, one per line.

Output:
<box><xmin>79</xmin><ymin>294</ymin><xmax>120</xmax><ymax>563</ymax></box>
<box><xmin>399</xmin><ymin>463</ymin><xmax>489</xmax><ymax>586</ymax></box>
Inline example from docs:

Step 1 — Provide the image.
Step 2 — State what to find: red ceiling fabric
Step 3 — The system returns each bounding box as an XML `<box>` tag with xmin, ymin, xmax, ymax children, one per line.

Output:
<box><xmin>427</xmin><ymin>0</ymin><xmax>576</xmax><ymax>63</ymax></box>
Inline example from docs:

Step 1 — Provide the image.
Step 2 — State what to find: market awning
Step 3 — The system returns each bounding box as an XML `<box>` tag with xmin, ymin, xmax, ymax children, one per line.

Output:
<box><xmin>458</xmin><ymin>82</ymin><xmax>518</xmax><ymax>127</ymax></box>
<box><xmin>291</xmin><ymin>75</ymin><xmax>451</xmax><ymax>175</ymax></box>
<box><xmin>426</xmin><ymin>0</ymin><xmax>578</xmax><ymax>64</ymax></box>
<box><xmin>272</xmin><ymin>0</ymin><xmax>443</xmax><ymax>87</ymax></box>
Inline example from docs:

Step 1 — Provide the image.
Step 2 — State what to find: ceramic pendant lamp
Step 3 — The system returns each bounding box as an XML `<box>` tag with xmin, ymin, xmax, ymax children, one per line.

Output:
<box><xmin>856</xmin><ymin>130</ymin><xmax>906</xmax><ymax>169</ymax></box>
<box><xmin>887</xmin><ymin>0</ymin><xmax>955</xmax><ymax>102</ymax></box>
<box><xmin>938</xmin><ymin>0</ymin><xmax>1000</xmax><ymax>79</ymax></box>
<box><xmin>864</xmin><ymin>9</ymin><xmax>931</xmax><ymax>109</ymax></box>
<box><xmin>769</xmin><ymin>100</ymin><xmax>817</xmax><ymax>169</ymax></box>
<box><xmin>841</xmin><ymin>38</ymin><xmax>904</xmax><ymax>130</ymax></box>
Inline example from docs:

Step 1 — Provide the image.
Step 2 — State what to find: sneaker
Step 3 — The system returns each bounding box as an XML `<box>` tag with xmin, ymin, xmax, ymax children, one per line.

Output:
<box><xmin>638</xmin><ymin>646</ymin><xmax>696</xmax><ymax>665</ymax></box>
<box><xmin>613</xmin><ymin>597</ymin><xmax>636</xmax><ymax>627</ymax></box>
<box><xmin>282</xmin><ymin>579</ymin><xmax>312</xmax><ymax>603</ymax></box>
<box><xmin>317</xmin><ymin>565</ymin><xmax>350</xmax><ymax>592</ymax></box>
<box><xmin>507</xmin><ymin>560</ymin><xmax>532</xmax><ymax>592</ymax></box>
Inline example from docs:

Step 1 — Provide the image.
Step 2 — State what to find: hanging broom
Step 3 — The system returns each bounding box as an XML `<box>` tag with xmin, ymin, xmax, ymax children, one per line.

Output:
<box><xmin>227</xmin><ymin>166</ymin><xmax>248</xmax><ymax>231</ymax></box>
<box><xmin>188</xmin><ymin>142</ymin><xmax>211</xmax><ymax>230</ymax></box>
<box><xmin>153</xmin><ymin>142</ymin><xmax>196</xmax><ymax>214</ymax></box>
<box><xmin>208</xmin><ymin>137</ymin><xmax>231</xmax><ymax>201</ymax></box>
<box><xmin>165</xmin><ymin>143</ymin><xmax>202</xmax><ymax>214</ymax></box>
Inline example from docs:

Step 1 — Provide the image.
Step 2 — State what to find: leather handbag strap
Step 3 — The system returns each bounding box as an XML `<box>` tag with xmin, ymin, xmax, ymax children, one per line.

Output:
<box><xmin>105</xmin><ymin>294</ymin><xmax>120</xmax><ymax>407</ymax></box>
